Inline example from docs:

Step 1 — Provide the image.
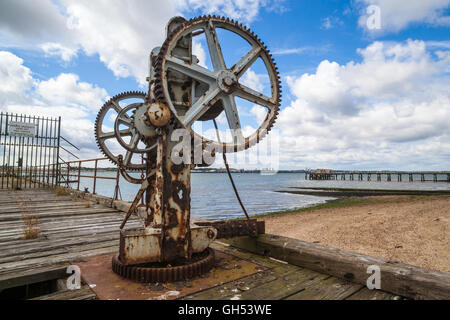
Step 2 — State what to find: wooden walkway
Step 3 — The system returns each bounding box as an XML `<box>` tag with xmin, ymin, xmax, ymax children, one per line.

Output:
<box><xmin>0</xmin><ymin>188</ymin><xmax>142</xmax><ymax>299</ymax></box>
<box><xmin>0</xmin><ymin>188</ymin><xmax>403</xmax><ymax>300</ymax></box>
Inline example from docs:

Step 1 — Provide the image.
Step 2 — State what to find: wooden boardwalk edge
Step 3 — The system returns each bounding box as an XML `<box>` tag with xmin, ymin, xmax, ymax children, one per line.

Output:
<box><xmin>223</xmin><ymin>234</ymin><xmax>450</xmax><ymax>300</ymax></box>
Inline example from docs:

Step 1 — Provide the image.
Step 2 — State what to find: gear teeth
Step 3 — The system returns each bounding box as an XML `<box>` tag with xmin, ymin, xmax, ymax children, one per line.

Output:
<box><xmin>94</xmin><ymin>91</ymin><xmax>148</xmax><ymax>171</ymax></box>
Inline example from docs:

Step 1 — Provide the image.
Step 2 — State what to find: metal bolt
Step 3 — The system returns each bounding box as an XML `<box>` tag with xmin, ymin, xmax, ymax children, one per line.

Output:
<box><xmin>207</xmin><ymin>229</ymin><xmax>215</xmax><ymax>239</ymax></box>
<box><xmin>224</xmin><ymin>76</ymin><xmax>234</xmax><ymax>86</ymax></box>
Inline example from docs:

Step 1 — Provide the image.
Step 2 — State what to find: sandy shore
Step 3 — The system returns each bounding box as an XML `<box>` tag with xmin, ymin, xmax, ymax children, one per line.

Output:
<box><xmin>263</xmin><ymin>195</ymin><xmax>450</xmax><ymax>273</ymax></box>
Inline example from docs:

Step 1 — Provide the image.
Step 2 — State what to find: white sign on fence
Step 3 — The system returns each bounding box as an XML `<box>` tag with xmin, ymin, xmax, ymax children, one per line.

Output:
<box><xmin>8</xmin><ymin>121</ymin><xmax>37</xmax><ymax>137</ymax></box>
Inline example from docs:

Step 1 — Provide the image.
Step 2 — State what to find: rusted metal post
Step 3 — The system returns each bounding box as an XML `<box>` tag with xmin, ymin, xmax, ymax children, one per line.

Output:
<box><xmin>77</xmin><ymin>161</ymin><xmax>81</xmax><ymax>191</ymax></box>
<box><xmin>66</xmin><ymin>163</ymin><xmax>70</xmax><ymax>187</ymax></box>
<box><xmin>55</xmin><ymin>117</ymin><xmax>61</xmax><ymax>186</ymax></box>
<box><xmin>93</xmin><ymin>159</ymin><xmax>98</xmax><ymax>194</ymax></box>
<box><xmin>160</xmin><ymin>131</ymin><xmax>192</xmax><ymax>262</ymax></box>
<box><xmin>114</xmin><ymin>162</ymin><xmax>121</xmax><ymax>200</ymax></box>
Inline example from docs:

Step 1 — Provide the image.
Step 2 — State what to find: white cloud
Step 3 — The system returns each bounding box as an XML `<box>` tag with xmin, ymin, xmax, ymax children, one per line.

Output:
<box><xmin>41</xmin><ymin>42</ymin><xmax>78</xmax><ymax>62</ymax></box>
<box><xmin>278</xmin><ymin>40</ymin><xmax>450</xmax><ymax>170</ymax></box>
<box><xmin>192</xmin><ymin>39</ymin><xmax>207</xmax><ymax>68</ymax></box>
<box><xmin>175</xmin><ymin>0</ymin><xmax>283</xmax><ymax>23</ymax></box>
<box><xmin>0</xmin><ymin>51</ymin><xmax>109</xmax><ymax>159</ymax></box>
<box><xmin>0</xmin><ymin>0</ymin><xmax>70</xmax><ymax>46</ymax></box>
<box><xmin>241</xmin><ymin>69</ymin><xmax>265</xmax><ymax>92</ymax></box>
<box><xmin>357</xmin><ymin>0</ymin><xmax>450</xmax><ymax>33</ymax></box>
<box><xmin>321</xmin><ymin>16</ymin><xmax>343</xmax><ymax>30</ymax></box>
<box><xmin>272</xmin><ymin>45</ymin><xmax>331</xmax><ymax>56</ymax></box>
<box><xmin>36</xmin><ymin>73</ymin><xmax>108</xmax><ymax>110</ymax></box>
<box><xmin>60</xmin><ymin>0</ymin><xmax>177</xmax><ymax>83</ymax></box>
<box><xmin>0</xmin><ymin>0</ymin><xmax>283</xmax><ymax>84</ymax></box>
<box><xmin>0</xmin><ymin>51</ymin><xmax>34</xmax><ymax>107</ymax></box>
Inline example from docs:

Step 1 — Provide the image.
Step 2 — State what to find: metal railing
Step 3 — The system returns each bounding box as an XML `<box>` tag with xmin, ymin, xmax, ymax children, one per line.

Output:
<box><xmin>59</xmin><ymin>157</ymin><xmax>121</xmax><ymax>198</ymax></box>
<box><xmin>12</xmin><ymin>157</ymin><xmax>123</xmax><ymax>201</ymax></box>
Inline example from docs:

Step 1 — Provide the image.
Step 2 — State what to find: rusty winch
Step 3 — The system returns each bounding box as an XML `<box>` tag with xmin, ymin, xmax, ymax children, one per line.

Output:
<box><xmin>94</xmin><ymin>16</ymin><xmax>281</xmax><ymax>282</ymax></box>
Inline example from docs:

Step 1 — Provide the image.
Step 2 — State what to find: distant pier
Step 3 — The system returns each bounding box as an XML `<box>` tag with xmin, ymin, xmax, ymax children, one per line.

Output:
<box><xmin>306</xmin><ymin>170</ymin><xmax>450</xmax><ymax>183</ymax></box>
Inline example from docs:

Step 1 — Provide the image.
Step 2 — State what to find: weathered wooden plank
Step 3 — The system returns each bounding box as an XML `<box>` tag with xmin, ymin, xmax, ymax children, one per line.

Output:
<box><xmin>346</xmin><ymin>287</ymin><xmax>403</xmax><ymax>300</ymax></box>
<box><xmin>0</xmin><ymin>202</ymin><xmax>93</xmax><ymax>213</ymax></box>
<box><xmin>0</xmin><ymin>264</ymin><xmax>68</xmax><ymax>291</ymax></box>
<box><xmin>0</xmin><ymin>197</ymin><xmax>74</xmax><ymax>205</ymax></box>
<box><xmin>0</xmin><ymin>248</ymin><xmax>69</xmax><ymax>264</ymax></box>
<box><xmin>285</xmin><ymin>276</ymin><xmax>362</xmax><ymax>300</ymax></box>
<box><xmin>184</xmin><ymin>261</ymin><xmax>301</xmax><ymax>300</ymax></box>
<box><xmin>0</xmin><ymin>226</ymin><xmax>122</xmax><ymax>248</ymax></box>
<box><xmin>211</xmin><ymin>242</ymin><xmax>299</xmax><ymax>270</ymax></box>
<box><xmin>0</xmin><ymin>220</ymin><xmax>141</xmax><ymax>242</ymax></box>
<box><xmin>0</xmin><ymin>240</ymin><xmax>119</xmax><ymax>264</ymax></box>
<box><xmin>184</xmin><ymin>271</ymin><xmax>280</xmax><ymax>300</ymax></box>
<box><xmin>224</xmin><ymin>235</ymin><xmax>450</xmax><ymax>300</ymax></box>
<box><xmin>0</xmin><ymin>208</ymin><xmax>121</xmax><ymax>222</ymax></box>
<box><xmin>0</xmin><ymin>245</ymin><xmax>118</xmax><ymax>275</ymax></box>
<box><xmin>232</xmin><ymin>268</ymin><xmax>329</xmax><ymax>300</ymax></box>
<box><xmin>30</xmin><ymin>285</ymin><xmax>96</xmax><ymax>300</ymax></box>
<box><xmin>0</xmin><ymin>211</ymin><xmax>124</xmax><ymax>226</ymax></box>
<box><xmin>0</xmin><ymin>213</ymin><xmax>130</xmax><ymax>231</ymax></box>
<box><xmin>0</xmin><ymin>233</ymin><xmax>119</xmax><ymax>258</ymax></box>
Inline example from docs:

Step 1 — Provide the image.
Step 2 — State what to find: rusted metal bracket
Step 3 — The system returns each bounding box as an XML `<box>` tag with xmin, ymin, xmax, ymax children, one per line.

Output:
<box><xmin>196</xmin><ymin>219</ymin><xmax>265</xmax><ymax>239</ymax></box>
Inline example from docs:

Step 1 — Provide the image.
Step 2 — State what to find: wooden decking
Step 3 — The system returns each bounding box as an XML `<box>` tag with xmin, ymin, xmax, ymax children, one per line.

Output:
<box><xmin>0</xmin><ymin>188</ymin><xmax>403</xmax><ymax>300</ymax></box>
<box><xmin>0</xmin><ymin>188</ymin><xmax>141</xmax><ymax>299</ymax></box>
<box><xmin>185</xmin><ymin>242</ymin><xmax>401</xmax><ymax>300</ymax></box>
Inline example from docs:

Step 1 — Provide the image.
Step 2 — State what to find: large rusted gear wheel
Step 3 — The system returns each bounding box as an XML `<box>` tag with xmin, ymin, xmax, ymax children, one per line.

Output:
<box><xmin>95</xmin><ymin>91</ymin><xmax>156</xmax><ymax>171</ymax></box>
<box><xmin>112</xmin><ymin>248</ymin><xmax>215</xmax><ymax>283</ymax></box>
<box><xmin>154</xmin><ymin>15</ymin><xmax>282</xmax><ymax>152</ymax></box>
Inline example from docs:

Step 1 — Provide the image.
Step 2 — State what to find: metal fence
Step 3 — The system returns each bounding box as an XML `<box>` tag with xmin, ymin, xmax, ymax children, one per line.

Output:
<box><xmin>0</xmin><ymin>112</ymin><xmax>61</xmax><ymax>190</ymax></box>
<box><xmin>0</xmin><ymin>112</ymin><xmax>129</xmax><ymax>202</ymax></box>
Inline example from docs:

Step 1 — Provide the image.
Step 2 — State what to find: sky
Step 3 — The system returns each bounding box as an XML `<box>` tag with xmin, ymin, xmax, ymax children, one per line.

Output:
<box><xmin>0</xmin><ymin>0</ymin><xmax>449</xmax><ymax>170</ymax></box>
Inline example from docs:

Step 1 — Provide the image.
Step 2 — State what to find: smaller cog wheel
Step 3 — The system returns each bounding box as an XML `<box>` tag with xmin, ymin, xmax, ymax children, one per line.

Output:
<box><xmin>95</xmin><ymin>91</ymin><xmax>156</xmax><ymax>171</ymax></box>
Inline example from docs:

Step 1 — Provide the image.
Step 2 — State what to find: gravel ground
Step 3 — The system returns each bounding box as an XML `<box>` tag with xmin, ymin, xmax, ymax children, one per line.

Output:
<box><xmin>263</xmin><ymin>195</ymin><xmax>450</xmax><ymax>273</ymax></box>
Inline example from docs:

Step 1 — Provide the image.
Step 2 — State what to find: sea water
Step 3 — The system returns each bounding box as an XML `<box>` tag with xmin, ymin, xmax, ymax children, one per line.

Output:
<box><xmin>75</xmin><ymin>172</ymin><xmax>450</xmax><ymax>221</ymax></box>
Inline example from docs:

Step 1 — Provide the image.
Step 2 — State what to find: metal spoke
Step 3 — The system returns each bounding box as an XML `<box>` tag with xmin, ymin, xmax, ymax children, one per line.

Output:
<box><xmin>110</xmin><ymin>100</ymin><xmax>132</xmax><ymax>122</ymax></box>
<box><xmin>222</xmin><ymin>95</ymin><xmax>244</xmax><ymax>145</ymax></box>
<box><xmin>99</xmin><ymin>129</ymin><xmax>132</xmax><ymax>140</ymax></box>
<box><xmin>123</xmin><ymin>150</ymin><xmax>132</xmax><ymax>166</ymax></box>
<box><xmin>165</xmin><ymin>56</ymin><xmax>216</xmax><ymax>85</ymax></box>
<box><xmin>204</xmin><ymin>20</ymin><xmax>226</xmax><ymax>71</ymax></box>
<box><xmin>128</xmin><ymin>132</ymin><xmax>141</xmax><ymax>149</ymax></box>
<box><xmin>232</xmin><ymin>46</ymin><xmax>262</xmax><ymax>78</ymax></box>
<box><xmin>183</xmin><ymin>86</ymin><xmax>222</xmax><ymax>126</ymax></box>
<box><xmin>235</xmin><ymin>84</ymin><xmax>277</xmax><ymax>109</ymax></box>
<box><xmin>111</xmin><ymin>100</ymin><xmax>122</xmax><ymax>113</ymax></box>
<box><xmin>118</xmin><ymin>117</ymin><xmax>132</xmax><ymax>126</ymax></box>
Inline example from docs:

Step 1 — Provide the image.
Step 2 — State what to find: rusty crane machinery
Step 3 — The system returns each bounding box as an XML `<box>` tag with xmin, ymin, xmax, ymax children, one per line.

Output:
<box><xmin>94</xmin><ymin>16</ymin><xmax>281</xmax><ymax>282</ymax></box>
